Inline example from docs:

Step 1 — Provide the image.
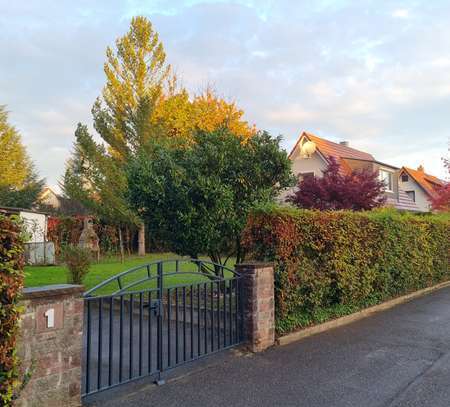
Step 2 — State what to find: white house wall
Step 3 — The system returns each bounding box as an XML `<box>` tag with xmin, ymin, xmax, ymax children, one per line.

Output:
<box><xmin>19</xmin><ymin>211</ymin><xmax>47</xmax><ymax>243</ymax></box>
<box><xmin>41</xmin><ymin>191</ymin><xmax>61</xmax><ymax>209</ymax></box>
<box><xmin>291</xmin><ymin>151</ymin><xmax>328</xmax><ymax>177</ymax></box>
<box><xmin>399</xmin><ymin>177</ymin><xmax>431</xmax><ymax>212</ymax></box>
<box><xmin>278</xmin><ymin>151</ymin><xmax>328</xmax><ymax>204</ymax></box>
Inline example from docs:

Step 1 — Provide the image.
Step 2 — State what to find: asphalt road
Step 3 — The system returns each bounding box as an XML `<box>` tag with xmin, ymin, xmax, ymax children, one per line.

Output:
<box><xmin>86</xmin><ymin>286</ymin><xmax>450</xmax><ymax>407</ymax></box>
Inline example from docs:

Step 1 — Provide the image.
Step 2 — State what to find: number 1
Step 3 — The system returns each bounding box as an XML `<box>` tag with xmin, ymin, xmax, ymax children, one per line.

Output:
<box><xmin>44</xmin><ymin>308</ymin><xmax>55</xmax><ymax>328</ymax></box>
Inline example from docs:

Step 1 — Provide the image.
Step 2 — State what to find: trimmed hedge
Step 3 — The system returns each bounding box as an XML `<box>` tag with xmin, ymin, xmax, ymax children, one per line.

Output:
<box><xmin>242</xmin><ymin>206</ymin><xmax>450</xmax><ymax>335</ymax></box>
<box><xmin>0</xmin><ymin>215</ymin><xmax>25</xmax><ymax>405</ymax></box>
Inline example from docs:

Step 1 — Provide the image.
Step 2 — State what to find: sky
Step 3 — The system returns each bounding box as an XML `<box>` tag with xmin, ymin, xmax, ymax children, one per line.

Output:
<box><xmin>1</xmin><ymin>0</ymin><xmax>450</xmax><ymax>189</ymax></box>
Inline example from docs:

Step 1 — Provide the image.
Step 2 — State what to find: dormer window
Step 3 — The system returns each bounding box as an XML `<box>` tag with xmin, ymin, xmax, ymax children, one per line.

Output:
<box><xmin>401</xmin><ymin>174</ymin><xmax>409</xmax><ymax>182</ymax></box>
<box><xmin>379</xmin><ymin>169</ymin><xmax>393</xmax><ymax>192</ymax></box>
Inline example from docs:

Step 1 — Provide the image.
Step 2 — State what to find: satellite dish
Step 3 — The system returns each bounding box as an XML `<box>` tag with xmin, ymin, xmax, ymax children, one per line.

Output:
<box><xmin>299</xmin><ymin>140</ymin><xmax>316</xmax><ymax>158</ymax></box>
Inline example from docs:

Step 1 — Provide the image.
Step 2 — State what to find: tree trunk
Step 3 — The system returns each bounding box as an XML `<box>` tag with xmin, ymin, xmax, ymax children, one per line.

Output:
<box><xmin>118</xmin><ymin>226</ymin><xmax>124</xmax><ymax>263</ymax></box>
<box><xmin>138</xmin><ymin>223</ymin><xmax>146</xmax><ymax>256</ymax></box>
<box><xmin>126</xmin><ymin>227</ymin><xmax>131</xmax><ymax>256</ymax></box>
<box><xmin>236</xmin><ymin>237</ymin><xmax>244</xmax><ymax>265</ymax></box>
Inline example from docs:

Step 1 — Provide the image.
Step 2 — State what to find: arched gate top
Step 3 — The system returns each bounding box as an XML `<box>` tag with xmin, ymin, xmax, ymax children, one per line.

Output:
<box><xmin>84</xmin><ymin>258</ymin><xmax>239</xmax><ymax>298</ymax></box>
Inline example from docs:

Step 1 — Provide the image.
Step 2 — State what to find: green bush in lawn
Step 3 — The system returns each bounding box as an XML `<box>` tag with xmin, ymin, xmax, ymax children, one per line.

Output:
<box><xmin>61</xmin><ymin>245</ymin><xmax>92</xmax><ymax>285</ymax></box>
<box><xmin>242</xmin><ymin>206</ymin><xmax>450</xmax><ymax>335</ymax></box>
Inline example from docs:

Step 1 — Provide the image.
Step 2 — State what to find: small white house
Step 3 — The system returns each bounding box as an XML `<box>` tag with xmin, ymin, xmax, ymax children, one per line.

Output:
<box><xmin>0</xmin><ymin>206</ymin><xmax>55</xmax><ymax>264</ymax></box>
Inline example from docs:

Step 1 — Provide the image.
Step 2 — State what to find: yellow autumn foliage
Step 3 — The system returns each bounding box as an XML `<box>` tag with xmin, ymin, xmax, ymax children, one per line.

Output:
<box><xmin>191</xmin><ymin>89</ymin><xmax>256</xmax><ymax>141</ymax></box>
<box><xmin>0</xmin><ymin>106</ymin><xmax>33</xmax><ymax>188</ymax></box>
<box><xmin>153</xmin><ymin>88</ymin><xmax>255</xmax><ymax>145</ymax></box>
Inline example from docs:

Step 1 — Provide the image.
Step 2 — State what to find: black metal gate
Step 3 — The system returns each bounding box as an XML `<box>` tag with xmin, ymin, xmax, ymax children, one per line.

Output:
<box><xmin>82</xmin><ymin>259</ymin><xmax>243</xmax><ymax>397</ymax></box>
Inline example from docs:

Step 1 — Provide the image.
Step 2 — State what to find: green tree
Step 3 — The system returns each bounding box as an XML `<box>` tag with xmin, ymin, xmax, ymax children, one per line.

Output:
<box><xmin>64</xmin><ymin>16</ymin><xmax>256</xmax><ymax>256</ymax></box>
<box><xmin>0</xmin><ymin>176</ymin><xmax>44</xmax><ymax>209</ymax></box>
<box><xmin>0</xmin><ymin>106</ymin><xmax>44</xmax><ymax>208</ymax></box>
<box><xmin>64</xmin><ymin>124</ymin><xmax>139</xmax><ymax>260</ymax></box>
<box><xmin>126</xmin><ymin>129</ymin><xmax>293</xmax><ymax>270</ymax></box>
<box><xmin>64</xmin><ymin>124</ymin><xmax>139</xmax><ymax>224</ymax></box>
<box><xmin>92</xmin><ymin>15</ymin><xmax>172</xmax><ymax>159</ymax></box>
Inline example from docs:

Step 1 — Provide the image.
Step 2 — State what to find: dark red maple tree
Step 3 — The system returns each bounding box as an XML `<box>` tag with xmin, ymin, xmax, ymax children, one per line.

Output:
<box><xmin>287</xmin><ymin>157</ymin><xmax>386</xmax><ymax>210</ymax></box>
<box><xmin>431</xmin><ymin>158</ymin><xmax>450</xmax><ymax>212</ymax></box>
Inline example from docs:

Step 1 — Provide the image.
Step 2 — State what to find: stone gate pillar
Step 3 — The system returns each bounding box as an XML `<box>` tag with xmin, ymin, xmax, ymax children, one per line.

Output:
<box><xmin>16</xmin><ymin>284</ymin><xmax>84</xmax><ymax>407</ymax></box>
<box><xmin>235</xmin><ymin>262</ymin><xmax>275</xmax><ymax>352</ymax></box>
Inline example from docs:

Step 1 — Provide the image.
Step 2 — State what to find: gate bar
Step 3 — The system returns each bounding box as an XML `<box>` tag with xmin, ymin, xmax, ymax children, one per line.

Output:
<box><xmin>156</xmin><ymin>261</ymin><xmax>164</xmax><ymax>385</ymax></box>
<box><xmin>175</xmin><ymin>288</ymin><xmax>179</xmax><ymax>364</ymax></box>
<box><xmin>85</xmin><ymin>300</ymin><xmax>92</xmax><ymax>394</ymax></box>
<box><xmin>119</xmin><ymin>295</ymin><xmax>124</xmax><ymax>382</ymax></box>
<box><xmin>183</xmin><ymin>287</ymin><xmax>186</xmax><ymax>362</ymax></box>
<box><xmin>148</xmin><ymin>291</ymin><xmax>152</xmax><ymax>373</ymax></box>
<box><xmin>190</xmin><ymin>286</ymin><xmax>194</xmax><ymax>359</ymax></box>
<box><xmin>129</xmin><ymin>294</ymin><xmax>134</xmax><ymax>380</ymax></box>
<box><xmin>108</xmin><ymin>296</ymin><xmax>113</xmax><ymax>387</ymax></box>
<box><xmin>139</xmin><ymin>292</ymin><xmax>143</xmax><ymax>376</ymax></box>
<box><xmin>203</xmin><ymin>283</ymin><xmax>207</xmax><ymax>354</ymax></box>
<box><xmin>197</xmin><ymin>285</ymin><xmax>201</xmax><ymax>356</ymax></box>
<box><xmin>97</xmin><ymin>297</ymin><xmax>103</xmax><ymax>390</ymax></box>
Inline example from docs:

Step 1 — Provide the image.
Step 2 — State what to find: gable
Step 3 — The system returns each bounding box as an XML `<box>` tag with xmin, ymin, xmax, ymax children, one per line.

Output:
<box><xmin>290</xmin><ymin>132</ymin><xmax>375</xmax><ymax>162</ymax></box>
<box><xmin>289</xmin><ymin>132</ymin><xmax>377</xmax><ymax>176</ymax></box>
<box><xmin>400</xmin><ymin>167</ymin><xmax>444</xmax><ymax>198</ymax></box>
<box><xmin>289</xmin><ymin>133</ymin><xmax>329</xmax><ymax>175</ymax></box>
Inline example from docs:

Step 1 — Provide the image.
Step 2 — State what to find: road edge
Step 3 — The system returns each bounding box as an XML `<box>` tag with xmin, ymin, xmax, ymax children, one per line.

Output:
<box><xmin>277</xmin><ymin>280</ymin><xmax>450</xmax><ymax>346</ymax></box>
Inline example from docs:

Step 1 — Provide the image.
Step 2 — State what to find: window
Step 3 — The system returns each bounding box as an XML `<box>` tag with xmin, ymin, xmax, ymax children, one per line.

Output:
<box><xmin>406</xmin><ymin>190</ymin><xmax>416</xmax><ymax>202</ymax></box>
<box><xmin>401</xmin><ymin>174</ymin><xmax>409</xmax><ymax>182</ymax></box>
<box><xmin>299</xmin><ymin>172</ymin><xmax>315</xmax><ymax>181</ymax></box>
<box><xmin>379</xmin><ymin>169</ymin><xmax>393</xmax><ymax>192</ymax></box>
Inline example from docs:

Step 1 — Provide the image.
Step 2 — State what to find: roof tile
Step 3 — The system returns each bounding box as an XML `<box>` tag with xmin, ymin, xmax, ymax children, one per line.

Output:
<box><xmin>303</xmin><ymin>132</ymin><xmax>375</xmax><ymax>161</ymax></box>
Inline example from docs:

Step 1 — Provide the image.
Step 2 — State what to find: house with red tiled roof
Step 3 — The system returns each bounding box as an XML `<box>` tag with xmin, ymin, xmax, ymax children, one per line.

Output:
<box><xmin>285</xmin><ymin>131</ymin><xmax>422</xmax><ymax>212</ymax></box>
<box><xmin>398</xmin><ymin>166</ymin><xmax>445</xmax><ymax>212</ymax></box>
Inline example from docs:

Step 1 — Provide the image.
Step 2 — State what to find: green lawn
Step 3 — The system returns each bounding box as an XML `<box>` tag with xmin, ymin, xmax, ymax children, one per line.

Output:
<box><xmin>25</xmin><ymin>253</ymin><xmax>236</xmax><ymax>295</ymax></box>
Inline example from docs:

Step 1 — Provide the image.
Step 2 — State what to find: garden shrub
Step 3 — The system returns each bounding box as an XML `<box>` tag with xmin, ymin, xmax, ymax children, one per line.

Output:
<box><xmin>0</xmin><ymin>215</ymin><xmax>25</xmax><ymax>405</ymax></box>
<box><xmin>242</xmin><ymin>206</ymin><xmax>450</xmax><ymax>335</ymax></box>
<box><xmin>61</xmin><ymin>245</ymin><xmax>92</xmax><ymax>284</ymax></box>
<box><xmin>47</xmin><ymin>216</ymin><xmax>136</xmax><ymax>258</ymax></box>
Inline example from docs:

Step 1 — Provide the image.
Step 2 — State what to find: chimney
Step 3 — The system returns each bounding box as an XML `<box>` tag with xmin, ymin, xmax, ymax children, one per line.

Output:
<box><xmin>417</xmin><ymin>165</ymin><xmax>424</xmax><ymax>172</ymax></box>
<box><xmin>340</xmin><ymin>141</ymin><xmax>349</xmax><ymax>147</ymax></box>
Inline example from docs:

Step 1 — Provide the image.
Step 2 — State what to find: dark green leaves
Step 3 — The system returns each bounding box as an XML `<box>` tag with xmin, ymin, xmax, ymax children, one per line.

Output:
<box><xmin>126</xmin><ymin>128</ymin><xmax>293</xmax><ymax>265</ymax></box>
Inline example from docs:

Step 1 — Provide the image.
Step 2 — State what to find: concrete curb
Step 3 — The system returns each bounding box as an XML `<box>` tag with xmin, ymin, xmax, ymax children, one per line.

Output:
<box><xmin>277</xmin><ymin>280</ymin><xmax>450</xmax><ymax>346</ymax></box>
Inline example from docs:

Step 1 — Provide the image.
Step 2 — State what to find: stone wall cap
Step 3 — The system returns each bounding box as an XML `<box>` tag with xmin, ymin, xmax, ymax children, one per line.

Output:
<box><xmin>236</xmin><ymin>262</ymin><xmax>274</xmax><ymax>269</ymax></box>
<box><xmin>22</xmin><ymin>284</ymin><xmax>84</xmax><ymax>299</ymax></box>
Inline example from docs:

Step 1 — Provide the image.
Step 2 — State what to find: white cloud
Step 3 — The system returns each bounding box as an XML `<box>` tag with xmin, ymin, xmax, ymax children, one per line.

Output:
<box><xmin>268</xmin><ymin>105</ymin><xmax>318</xmax><ymax>123</ymax></box>
<box><xmin>1</xmin><ymin>0</ymin><xmax>449</xmax><ymax>184</ymax></box>
<box><xmin>391</xmin><ymin>8</ymin><xmax>410</xmax><ymax>19</ymax></box>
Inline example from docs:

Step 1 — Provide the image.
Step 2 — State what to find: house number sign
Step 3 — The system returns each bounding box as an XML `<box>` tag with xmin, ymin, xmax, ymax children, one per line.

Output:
<box><xmin>36</xmin><ymin>303</ymin><xmax>63</xmax><ymax>332</ymax></box>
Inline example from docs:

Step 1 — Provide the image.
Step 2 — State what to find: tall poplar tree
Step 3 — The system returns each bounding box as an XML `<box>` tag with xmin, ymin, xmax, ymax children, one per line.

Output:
<box><xmin>64</xmin><ymin>16</ymin><xmax>172</xmax><ymax>255</ymax></box>
<box><xmin>92</xmin><ymin>16</ymin><xmax>172</xmax><ymax>159</ymax></box>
